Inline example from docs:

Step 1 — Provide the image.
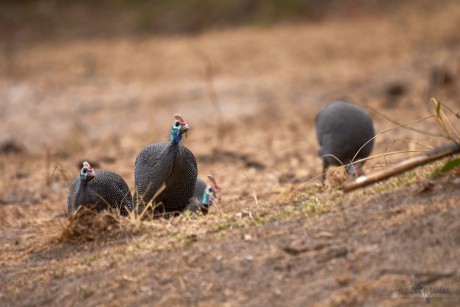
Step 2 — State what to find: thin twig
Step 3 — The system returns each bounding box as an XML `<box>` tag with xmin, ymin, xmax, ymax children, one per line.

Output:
<box><xmin>349</xmin><ymin>113</ymin><xmax>439</xmax><ymax>166</ymax></box>
<box><xmin>362</xmin><ymin>105</ymin><xmax>444</xmax><ymax>138</ymax></box>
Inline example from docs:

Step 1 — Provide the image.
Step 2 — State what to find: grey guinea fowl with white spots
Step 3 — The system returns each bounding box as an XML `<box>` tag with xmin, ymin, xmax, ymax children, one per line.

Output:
<box><xmin>134</xmin><ymin>114</ymin><xmax>198</xmax><ymax>215</ymax></box>
<box><xmin>187</xmin><ymin>176</ymin><xmax>221</xmax><ymax>215</ymax></box>
<box><xmin>67</xmin><ymin>161</ymin><xmax>133</xmax><ymax>216</ymax></box>
<box><xmin>315</xmin><ymin>100</ymin><xmax>375</xmax><ymax>182</ymax></box>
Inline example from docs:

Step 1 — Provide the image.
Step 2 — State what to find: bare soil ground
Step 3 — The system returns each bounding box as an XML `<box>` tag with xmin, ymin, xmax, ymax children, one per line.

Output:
<box><xmin>1</xmin><ymin>2</ymin><xmax>460</xmax><ymax>306</ymax></box>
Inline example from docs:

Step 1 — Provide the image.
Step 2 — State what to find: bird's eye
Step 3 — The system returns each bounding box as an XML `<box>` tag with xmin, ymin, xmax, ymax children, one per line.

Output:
<box><xmin>175</xmin><ymin>122</ymin><xmax>180</xmax><ymax>127</ymax></box>
<box><xmin>83</xmin><ymin>169</ymin><xmax>87</xmax><ymax>173</ymax></box>
<box><xmin>208</xmin><ymin>188</ymin><xmax>212</xmax><ymax>192</ymax></box>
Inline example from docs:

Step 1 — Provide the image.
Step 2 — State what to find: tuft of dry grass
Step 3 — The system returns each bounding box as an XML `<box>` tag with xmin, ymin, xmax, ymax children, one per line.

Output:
<box><xmin>59</xmin><ymin>207</ymin><xmax>144</xmax><ymax>244</ymax></box>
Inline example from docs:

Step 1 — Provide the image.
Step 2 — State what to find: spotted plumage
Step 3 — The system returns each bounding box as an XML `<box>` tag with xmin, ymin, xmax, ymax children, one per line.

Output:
<box><xmin>315</xmin><ymin>100</ymin><xmax>375</xmax><ymax>182</ymax></box>
<box><xmin>67</xmin><ymin>161</ymin><xmax>133</xmax><ymax>216</ymax></box>
<box><xmin>134</xmin><ymin>114</ymin><xmax>198</xmax><ymax>215</ymax></box>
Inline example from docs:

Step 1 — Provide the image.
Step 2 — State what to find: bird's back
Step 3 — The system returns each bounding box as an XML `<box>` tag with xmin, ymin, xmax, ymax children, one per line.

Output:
<box><xmin>68</xmin><ymin>170</ymin><xmax>132</xmax><ymax>215</ymax></box>
<box><xmin>316</xmin><ymin>101</ymin><xmax>375</xmax><ymax>166</ymax></box>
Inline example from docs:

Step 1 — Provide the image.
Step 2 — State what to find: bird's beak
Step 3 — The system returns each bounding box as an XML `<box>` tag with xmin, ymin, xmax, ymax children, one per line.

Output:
<box><xmin>87</xmin><ymin>171</ymin><xmax>95</xmax><ymax>179</ymax></box>
<box><xmin>86</xmin><ymin>169</ymin><xmax>95</xmax><ymax>182</ymax></box>
<box><xmin>180</xmin><ymin>122</ymin><xmax>189</xmax><ymax>138</ymax></box>
<box><xmin>180</xmin><ymin>123</ymin><xmax>189</xmax><ymax>134</ymax></box>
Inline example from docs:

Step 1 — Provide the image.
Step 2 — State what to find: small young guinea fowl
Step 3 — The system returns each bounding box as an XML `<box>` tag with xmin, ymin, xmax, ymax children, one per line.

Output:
<box><xmin>186</xmin><ymin>175</ymin><xmax>221</xmax><ymax>215</ymax></box>
<box><xmin>134</xmin><ymin>114</ymin><xmax>198</xmax><ymax>215</ymax></box>
<box><xmin>315</xmin><ymin>101</ymin><xmax>375</xmax><ymax>183</ymax></box>
<box><xmin>67</xmin><ymin>161</ymin><xmax>133</xmax><ymax>216</ymax></box>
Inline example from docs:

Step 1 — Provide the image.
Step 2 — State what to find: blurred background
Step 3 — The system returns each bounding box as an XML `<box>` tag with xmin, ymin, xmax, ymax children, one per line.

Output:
<box><xmin>0</xmin><ymin>0</ymin><xmax>438</xmax><ymax>40</ymax></box>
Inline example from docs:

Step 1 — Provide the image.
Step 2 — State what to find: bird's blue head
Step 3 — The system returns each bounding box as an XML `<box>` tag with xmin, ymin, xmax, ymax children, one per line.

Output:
<box><xmin>201</xmin><ymin>186</ymin><xmax>214</xmax><ymax>206</ymax></box>
<box><xmin>170</xmin><ymin>114</ymin><xmax>189</xmax><ymax>142</ymax></box>
<box><xmin>201</xmin><ymin>175</ymin><xmax>221</xmax><ymax>206</ymax></box>
<box><xmin>346</xmin><ymin>163</ymin><xmax>364</xmax><ymax>178</ymax></box>
<box><xmin>79</xmin><ymin>161</ymin><xmax>95</xmax><ymax>182</ymax></box>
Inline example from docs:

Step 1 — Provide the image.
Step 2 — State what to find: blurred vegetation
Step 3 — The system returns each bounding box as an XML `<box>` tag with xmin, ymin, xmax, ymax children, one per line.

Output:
<box><xmin>0</xmin><ymin>0</ymin><xmax>449</xmax><ymax>44</ymax></box>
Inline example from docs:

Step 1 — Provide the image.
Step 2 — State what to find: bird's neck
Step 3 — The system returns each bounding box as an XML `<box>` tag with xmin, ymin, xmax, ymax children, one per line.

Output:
<box><xmin>80</xmin><ymin>177</ymin><xmax>94</xmax><ymax>185</ymax></box>
<box><xmin>75</xmin><ymin>180</ymin><xmax>96</xmax><ymax>205</ymax></box>
<box><xmin>153</xmin><ymin>141</ymin><xmax>180</xmax><ymax>181</ymax></box>
<box><xmin>170</xmin><ymin>129</ymin><xmax>183</xmax><ymax>142</ymax></box>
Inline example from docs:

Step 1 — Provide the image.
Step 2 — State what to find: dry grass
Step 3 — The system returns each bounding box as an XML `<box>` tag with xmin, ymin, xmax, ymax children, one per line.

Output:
<box><xmin>59</xmin><ymin>208</ymin><xmax>143</xmax><ymax>244</ymax></box>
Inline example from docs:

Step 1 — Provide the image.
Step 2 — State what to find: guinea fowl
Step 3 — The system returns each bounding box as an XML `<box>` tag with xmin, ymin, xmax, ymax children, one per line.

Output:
<box><xmin>67</xmin><ymin>161</ymin><xmax>133</xmax><ymax>216</ymax></box>
<box><xmin>134</xmin><ymin>114</ymin><xmax>198</xmax><ymax>215</ymax></box>
<box><xmin>315</xmin><ymin>101</ymin><xmax>375</xmax><ymax>182</ymax></box>
<box><xmin>187</xmin><ymin>176</ymin><xmax>221</xmax><ymax>215</ymax></box>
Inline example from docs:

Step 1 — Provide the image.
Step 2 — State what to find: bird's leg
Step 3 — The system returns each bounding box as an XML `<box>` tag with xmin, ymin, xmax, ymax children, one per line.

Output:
<box><xmin>321</xmin><ymin>160</ymin><xmax>328</xmax><ymax>186</ymax></box>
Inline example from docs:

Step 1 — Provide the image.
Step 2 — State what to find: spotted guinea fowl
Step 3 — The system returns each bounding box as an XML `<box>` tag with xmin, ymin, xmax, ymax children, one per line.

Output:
<box><xmin>315</xmin><ymin>101</ymin><xmax>375</xmax><ymax>182</ymax></box>
<box><xmin>67</xmin><ymin>161</ymin><xmax>133</xmax><ymax>216</ymax></box>
<box><xmin>187</xmin><ymin>175</ymin><xmax>221</xmax><ymax>215</ymax></box>
<box><xmin>134</xmin><ymin>114</ymin><xmax>198</xmax><ymax>215</ymax></box>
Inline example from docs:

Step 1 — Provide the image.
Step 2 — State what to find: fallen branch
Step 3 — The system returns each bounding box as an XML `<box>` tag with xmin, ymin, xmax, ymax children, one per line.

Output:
<box><xmin>342</xmin><ymin>142</ymin><xmax>460</xmax><ymax>193</ymax></box>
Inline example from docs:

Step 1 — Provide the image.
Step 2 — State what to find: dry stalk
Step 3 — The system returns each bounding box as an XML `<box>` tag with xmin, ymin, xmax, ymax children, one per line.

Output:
<box><xmin>431</xmin><ymin>98</ymin><xmax>460</xmax><ymax>143</ymax></box>
<box><xmin>189</xmin><ymin>45</ymin><xmax>227</xmax><ymax>151</ymax></box>
<box><xmin>45</xmin><ymin>148</ymin><xmax>72</xmax><ymax>188</ymax></box>
<box><xmin>362</xmin><ymin>104</ymin><xmax>443</xmax><ymax>138</ymax></box>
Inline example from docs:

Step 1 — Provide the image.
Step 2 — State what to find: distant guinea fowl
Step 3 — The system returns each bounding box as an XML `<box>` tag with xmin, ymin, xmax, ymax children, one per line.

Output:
<box><xmin>67</xmin><ymin>161</ymin><xmax>133</xmax><ymax>216</ymax></box>
<box><xmin>315</xmin><ymin>101</ymin><xmax>375</xmax><ymax>182</ymax></box>
<box><xmin>187</xmin><ymin>176</ymin><xmax>221</xmax><ymax>215</ymax></box>
<box><xmin>134</xmin><ymin>114</ymin><xmax>198</xmax><ymax>215</ymax></box>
